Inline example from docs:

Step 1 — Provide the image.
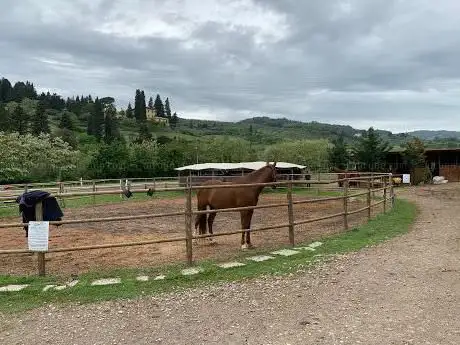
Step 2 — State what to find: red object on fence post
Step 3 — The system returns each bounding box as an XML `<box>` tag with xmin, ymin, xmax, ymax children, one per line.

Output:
<box><xmin>343</xmin><ymin>176</ymin><xmax>349</xmax><ymax>230</ymax></box>
<box><xmin>35</xmin><ymin>202</ymin><xmax>46</xmax><ymax>276</ymax></box>
<box><xmin>184</xmin><ymin>177</ymin><xmax>193</xmax><ymax>266</ymax></box>
<box><xmin>286</xmin><ymin>181</ymin><xmax>295</xmax><ymax>246</ymax></box>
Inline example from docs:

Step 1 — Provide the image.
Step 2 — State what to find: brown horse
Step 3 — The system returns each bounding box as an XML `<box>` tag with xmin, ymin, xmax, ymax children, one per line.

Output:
<box><xmin>194</xmin><ymin>162</ymin><xmax>277</xmax><ymax>249</ymax></box>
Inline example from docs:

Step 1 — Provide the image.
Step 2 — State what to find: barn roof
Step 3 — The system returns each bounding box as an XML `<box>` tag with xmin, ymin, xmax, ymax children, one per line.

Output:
<box><xmin>175</xmin><ymin>161</ymin><xmax>307</xmax><ymax>171</ymax></box>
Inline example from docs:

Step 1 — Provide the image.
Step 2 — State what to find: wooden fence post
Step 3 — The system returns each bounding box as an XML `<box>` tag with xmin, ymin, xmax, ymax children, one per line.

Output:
<box><xmin>35</xmin><ymin>202</ymin><xmax>46</xmax><ymax>276</ymax></box>
<box><xmin>367</xmin><ymin>177</ymin><xmax>371</xmax><ymax>220</ymax></box>
<box><xmin>287</xmin><ymin>182</ymin><xmax>295</xmax><ymax>246</ymax></box>
<box><xmin>184</xmin><ymin>177</ymin><xmax>193</xmax><ymax>266</ymax></box>
<box><xmin>92</xmin><ymin>181</ymin><xmax>96</xmax><ymax>204</ymax></box>
<box><xmin>343</xmin><ymin>177</ymin><xmax>349</xmax><ymax>230</ymax></box>
<box><xmin>59</xmin><ymin>182</ymin><xmax>65</xmax><ymax>208</ymax></box>
<box><xmin>371</xmin><ymin>172</ymin><xmax>375</xmax><ymax>198</ymax></box>
<box><xmin>389</xmin><ymin>173</ymin><xmax>394</xmax><ymax>208</ymax></box>
<box><xmin>383</xmin><ymin>177</ymin><xmax>387</xmax><ymax>213</ymax></box>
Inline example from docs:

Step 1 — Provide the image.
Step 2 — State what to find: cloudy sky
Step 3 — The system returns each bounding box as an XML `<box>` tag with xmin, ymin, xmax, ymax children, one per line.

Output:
<box><xmin>2</xmin><ymin>0</ymin><xmax>460</xmax><ymax>133</ymax></box>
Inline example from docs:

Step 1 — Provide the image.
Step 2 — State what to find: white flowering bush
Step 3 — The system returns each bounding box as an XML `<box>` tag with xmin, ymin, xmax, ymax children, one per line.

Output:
<box><xmin>0</xmin><ymin>132</ymin><xmax>79</xmax><ymax>183</ymax></box>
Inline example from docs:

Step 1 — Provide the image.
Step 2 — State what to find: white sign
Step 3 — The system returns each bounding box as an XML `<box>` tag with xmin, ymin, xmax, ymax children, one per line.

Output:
<box><xmin>28</xmin><ymin>221</ymin><xmax>49</xmax><ymax>252</ymax></box>
<box><xmin>402</xmin><ymin>174</ymin><xmax>411</xmax><ymax>184</ymax></box>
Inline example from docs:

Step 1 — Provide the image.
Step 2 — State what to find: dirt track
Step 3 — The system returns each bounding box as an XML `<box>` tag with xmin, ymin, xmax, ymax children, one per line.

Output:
<box><xmin>0</xmin><ymin>191</ymin><xmax>376</xmax><ymax>276</ymax></box>
<box><xmin>1</xmin><ymin>184</ymin><xmax>459</xmax><ymax>344</ymax></box>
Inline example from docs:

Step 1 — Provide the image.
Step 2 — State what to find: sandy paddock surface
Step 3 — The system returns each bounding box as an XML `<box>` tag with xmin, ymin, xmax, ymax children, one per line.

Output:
<box><xmin>0</xmin><ymin>191</ymin><xmax>381</xmax><ymax>276</ymax></box>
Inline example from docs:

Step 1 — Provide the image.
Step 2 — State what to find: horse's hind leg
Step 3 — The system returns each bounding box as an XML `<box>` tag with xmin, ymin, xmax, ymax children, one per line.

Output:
<box><xmin>206</xmin><ymin>208</ymin><xmax>217</xmax><ymax>245</ymax></box>
<box><xmin>240</xmin><ymin>210</ymin><xmax>254</xmax><ymax>250</ymax></box>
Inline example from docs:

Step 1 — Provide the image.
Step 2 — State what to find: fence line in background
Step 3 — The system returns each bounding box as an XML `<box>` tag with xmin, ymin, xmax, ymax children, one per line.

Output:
<box><xmin>0</xmin><ymin>174</ymin><xmax>395</xmax><ymax>276</ymax></box>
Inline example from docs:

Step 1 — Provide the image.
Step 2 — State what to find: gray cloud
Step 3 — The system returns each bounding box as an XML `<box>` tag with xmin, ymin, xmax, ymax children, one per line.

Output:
<box><xmin>2</xmin><ymin>0</ymin><xmax>460</xmax><ymax>133</ymax></box>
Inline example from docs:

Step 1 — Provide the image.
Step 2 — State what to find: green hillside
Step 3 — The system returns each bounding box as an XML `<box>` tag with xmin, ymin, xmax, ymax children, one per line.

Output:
<box><xmin>0</xmin><ymin>75</ymin><xmax>456</xmax><ymax>183</ymax></box>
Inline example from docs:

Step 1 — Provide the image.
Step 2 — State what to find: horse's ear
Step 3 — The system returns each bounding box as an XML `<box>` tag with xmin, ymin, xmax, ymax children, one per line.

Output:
<box><xmin>266</xmin><ymin>161</ymin><xmax>269</xmax><ymax>166</ymax></box>
<box><xmin>273</xmin><ymin>161</ymin><xmax>277</xmax><ymax>167</ymax></box>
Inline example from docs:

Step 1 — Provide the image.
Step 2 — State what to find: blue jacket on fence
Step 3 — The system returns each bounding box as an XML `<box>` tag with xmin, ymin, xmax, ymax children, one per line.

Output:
<box><xmin>15</xmin><ymin>190</ymin><xmax>64</xmax><ymax>237</ymax></box>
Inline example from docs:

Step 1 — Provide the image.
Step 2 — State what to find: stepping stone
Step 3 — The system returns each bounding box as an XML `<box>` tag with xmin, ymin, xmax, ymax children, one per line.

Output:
<box><xmin>136</xmin><ymin>275</ymin><xmax>149</xmax><ymax>282</ymax></box>
<box><xmin>52</xmin><ymin>280</ymin><xmax>80</xmax><ymax>291</ymax></box>
<box><xmin>308</xmin><ymin>241</ymin><xmax>323</xmax><ymax>248</ymax></box>
<box><xmin>247</xmin><ymin>255</ymin><xmax>275</xmax><ymax>262</ymax></box>
<box><xmin>217</xmin><ymin>262</ymin><xmax>246</xmax><ymax>269</ymax></box>
<box><xmin>181</xmin><ymin>267</ymin><xmax>203</xmax><ymax>276</ymax></box>
<box><xmin>0</xmin><ymin>284</ymin><xmax>29</xmax><ymax>292</ymax></box>
<box><xmin>294</xmin><ymin>247</ymin><xmax>317</xmax><ymax>252</ymax></box>
<box><xmin>271</xmin><ymin>249</ymin><xmax>300</xmax><ymax>256</ymax></box>
<box><xmin>91</xmin><ymin>278</ymin><xmax>121</xmax><ymax>286</ymax></box>
<box><xmin>154</xmin><ymin>275</ymin><xmax>166</xmax><ymax>280</ymax></box>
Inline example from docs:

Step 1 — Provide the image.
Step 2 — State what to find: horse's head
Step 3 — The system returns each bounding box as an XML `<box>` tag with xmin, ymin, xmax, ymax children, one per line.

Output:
<box><xmin>265</xmin><ymin>161</ymin><xmax>277</xmax><ymax>188</ymax></box>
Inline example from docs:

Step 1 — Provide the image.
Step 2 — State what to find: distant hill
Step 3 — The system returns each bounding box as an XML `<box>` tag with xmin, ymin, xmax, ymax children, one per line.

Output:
<box><xmin>407</xmin><ymin>130</ymin><xmax>460</xmax><ymax>140</ymax></box>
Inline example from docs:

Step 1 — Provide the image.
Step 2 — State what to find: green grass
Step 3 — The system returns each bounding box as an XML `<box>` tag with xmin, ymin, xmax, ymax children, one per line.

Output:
<box><xmin>0</xmin><ymin>198</ymin><xmax>417</xmax><ymax>314</ymax></box>
<box><xmin>0</xmin><ymin>187</ymin><xmax>341</xmax><ymax>218</ymax></box>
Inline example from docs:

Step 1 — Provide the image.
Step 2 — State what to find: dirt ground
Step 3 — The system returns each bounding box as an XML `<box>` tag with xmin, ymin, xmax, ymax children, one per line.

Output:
<box><xmin>0</xmin><ymin>191</ymin><xmax>382</xmax><ymax>276</ymax></box>
<box><xmin>1</xmin><ymin>183</ymin><xmax>459</xmax><ymax>344</ymax></box>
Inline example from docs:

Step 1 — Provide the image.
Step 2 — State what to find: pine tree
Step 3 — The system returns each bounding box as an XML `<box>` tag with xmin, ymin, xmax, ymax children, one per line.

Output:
<box><xmin>59</xmin><ymin>111</ymin><xmax>74</xmax><ymax>131</ymax></box>
<box><xmin>140</xmin><ymin>91</ymin><xmax>146</xmax><ymax>121</ymax></box>
<box><xmin>148</xmin><ymin>96</ymin><xmax>154</xmax><ymax>109</ymax></box>
<box><xmin>352</xmin><ymin>127</ymin><xmax>390</xmax><ymax>172</ymax></box>
<box><xmin>10</xmin><ymin>105</ymin><xmax>29</xmax><ymax>134</ymax></box>
<box><xmin>126</xmin><ymin>102</ymin><xmax>134</xmax><ymax>118</ymax></box>
<box><xmin>87</xmin><ymin>111</ymin><xmax>94</xmax><ymax>136</ymax></box>
<box><xmin>134</xmin><ymin>89</ymin><xmax>141</xmax><ymax>121</ymax></box>
<box><xmin>165</xmin><ymin>97</ymin><xmax>172</xmax><ymax>121</ymax></box>
<box><xmin>94</xmin><ymin>97</ymin><xmax>105</xmax><ymax>140</ymax></box>
<box><xmin>153</xmin><ymin>94</ymin><xmax>165</xmax><ymax>118</ymax></box>
<box><xmin>0</xmin><ymin>78</ymin><xmax>13</xmax><ymax>102</ymax></box>
<box><xmin>104</xmin><ymin>104</ymin><xmax>120</xmax><ymax>143</ymax></box>
<box><xmin>0</xmin><ymin>105</ymin><xmax>10</xmax><ymax>132</ymax></box>
<box><xmin>31</xmin><ymin>101</ymin><xmax>50</xmax><ymax>135</ymax></box>
<box><xmin>328</xmin><ymin>133</ymin><xmax>350</xmax><ymax>170</ymax></box>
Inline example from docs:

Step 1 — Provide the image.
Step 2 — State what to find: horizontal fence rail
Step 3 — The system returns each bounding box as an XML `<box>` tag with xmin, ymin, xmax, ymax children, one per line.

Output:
<box><xmin>0</xmin><ymin>173</ymin><xmax>396</xmax><ymax>276</ymax></box>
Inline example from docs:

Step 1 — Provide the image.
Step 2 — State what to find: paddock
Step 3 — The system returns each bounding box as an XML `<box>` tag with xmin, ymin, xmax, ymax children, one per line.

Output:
<box><xmin>0</xmin><ymin>177</ymin><xmax>390</xmax><ymax>277</ymax></box>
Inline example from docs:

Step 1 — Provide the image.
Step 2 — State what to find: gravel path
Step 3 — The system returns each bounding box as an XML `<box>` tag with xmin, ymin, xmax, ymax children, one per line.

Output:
<box><xmin>1</xmin><ymin>185</ymin><xmax>459</xmax><ymax>345</ymax></box>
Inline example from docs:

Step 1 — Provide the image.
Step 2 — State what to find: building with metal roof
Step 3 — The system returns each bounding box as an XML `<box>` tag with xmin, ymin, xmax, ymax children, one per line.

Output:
<box><xmin>174</xmin><ymin>161</ymin><xmax>307</xmax><ymax>171</ymax></box>
<box><xmin>175</xmin><ymin>161</ymin><xmax>309</xmax><ymax>186</ymax></box>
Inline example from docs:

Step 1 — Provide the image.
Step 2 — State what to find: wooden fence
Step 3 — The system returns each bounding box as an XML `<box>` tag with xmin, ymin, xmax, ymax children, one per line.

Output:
<box><xmin>0</xmin><ymin>173</ymin><xmax>395</xmax><ymax>276</ymax></box>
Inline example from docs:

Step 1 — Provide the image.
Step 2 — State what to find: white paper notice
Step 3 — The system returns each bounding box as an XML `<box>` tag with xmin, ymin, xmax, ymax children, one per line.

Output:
<box><xmin>28</xmin><ymin>221</ymin><xmax>49</xmax><ymax>251</ymax></box>
<box><xmin>402</xmin><ymin>174</ymin><xmax>411</xmax><ymax>184</ymax></box>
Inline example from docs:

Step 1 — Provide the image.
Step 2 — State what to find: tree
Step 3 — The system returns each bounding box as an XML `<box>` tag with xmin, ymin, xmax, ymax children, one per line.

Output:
<box><xmin>59</xmin><ymin>111</ymin><xmax>75</xmax><ymax>131</ymax></box>
<box><xmin>327</xmin><ymin>133</ymin><xmax>350</xmax><ymax>170</ymax></box>
<box><xmin>104</xmin><ymin>104</ymin><xmax>121</xmax><ymax>143</ymax></box>
<box><xmin>352</xmin><ymin>127</ymin><xmax>390</xmax><ymax>172</ymax></box>
<box><xmin>170</xmin><ymin>112</ymin><xmax>178</xmax><ymax>129</ymax></box>
<box><xmin>126</xmin><ymin>102</ymin><xmax>134</xmax><ymax>118</ymax></box>
<box><xmin>134</xmin><ymin>89</ymin><xmax>146</xmax><ymax>122</ymax></box>
<box><xmin>0</xmin><ymin>105</ymin><xmax>11</xmax><ymax>133</ymax></box>
<box><xmin>134</xmin><ymin>89</ymin><xmax>141</xmax><ymax>121</ymax></box>
<box><xmin>137</xmin><ymin>121</ymin><xmax>152</xmax><ymax>141</ymax></box>
<box><xmin>10</xmin><ymin>104</ymin><xmax>29</xmax><ymax>134</ymax></box>
<box><xmin>0</xmin><ymin>132</ymin><xmax>78</xmax><ymax>183</ymax></box>
<box><xmin>153</xmin><ymin>94</ymin><xmax>165</xmax><ymax>118</ymax></box>
<box><xmin>92</xmin><ymin>97</ymin><xmax>105</xmax><ymax>140</ymax></box>
<box><xmin>0</xmin><ymin>78</ymin><xmax>13</xmax><ymax>102</ymax></box>
<box><xmin>31</xmin><ymin>101</ymin><xmax>50</xmax><ymax>135</ymax></box>
<box><xmin>164</xmin><ymin>97</ymin><xmax>172</xmax><ymax>121</ymax></box>
<box><xmin>402</xmin><ymin>137</ymin><xmax>426</xmax><ymax>170</ymax></box>
<box><xmin>148</xmin><ymin>96</ymin><xmax>154</xmax><ymax>109</ymax></box>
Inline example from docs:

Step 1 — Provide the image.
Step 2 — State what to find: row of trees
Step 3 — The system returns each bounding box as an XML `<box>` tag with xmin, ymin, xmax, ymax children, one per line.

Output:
<box><xmin>328</xmin><ymin>127</ymin><xmax>427</xmax><ymax>173</ymax></box>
